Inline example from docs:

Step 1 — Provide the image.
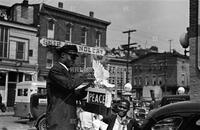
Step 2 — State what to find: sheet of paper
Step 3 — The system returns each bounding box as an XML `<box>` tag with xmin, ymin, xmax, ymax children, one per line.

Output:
<box><xmin>75</xmin><ymin>82</ymin><xmax>90</xmax><ymax>90</ymax></box>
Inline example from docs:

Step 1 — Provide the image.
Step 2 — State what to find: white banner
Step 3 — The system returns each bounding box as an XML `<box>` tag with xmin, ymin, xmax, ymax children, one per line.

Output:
<box><xmin>40</xmin><ymin>38</ymin><xmax>105</xmax><ymax>56</ymax></box>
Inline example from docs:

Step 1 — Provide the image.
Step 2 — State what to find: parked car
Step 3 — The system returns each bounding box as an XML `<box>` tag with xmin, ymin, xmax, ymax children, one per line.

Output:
<box><xmin>141</xmin><ymin>101</ymin><xmax>200</xmax><ymax>130</ymax></box>
<box><xmin>160</xmin><ymin>94</ymin><xmax>190</xmax><ymax>107</ymax></box>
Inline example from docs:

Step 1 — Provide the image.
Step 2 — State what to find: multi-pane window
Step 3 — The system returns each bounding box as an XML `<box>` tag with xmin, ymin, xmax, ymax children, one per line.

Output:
<box><xmin>0</xmin><ymin>26</ymin><xmax>8</xmax><ymax>58</ymax></box>
<box><xmin>47</xmin><ymin>20</ymin><xmax>54</xmax><ymax>39</ymax></box>
<box><xmin>65</xmin><ymin>24</ymin><xmax>72</xmax><ymax>41</ymax></box>
<box><xmin>17</xmin><ymin>88</ymin><xmax>28</xmax><ymax>96</ymax></box>
<box><xmin>81</xmin><ymin>28</ymin><xmax>87</xmax><ymax>45</ymax></box>
<box><xmin>81</xmin><ymin>56</ymin><xmax>86</xmax><ymax>68</ymax></box>
<box><xmin>46</xmin><ymin>51</ymin><xmax>53</xmax><ymax>68</ymax></box>
<box><xmin>152</xmin><ymin>76</ymin><xmax>157</xmax><ymax>85</ymax></box>
<box><xmin>16</xmin><ymin>42</ymin><xmax>25</xmax><ymax>59</ymax></box>
<box><xmin>145</xmin><ymin>76</ymin><xmax>149</xmax><ymax>86</ymax></box>
<box><xmin>95</xmin><ymin>32</ymin><xmax>101</xmax><ymax>47</ymax></box>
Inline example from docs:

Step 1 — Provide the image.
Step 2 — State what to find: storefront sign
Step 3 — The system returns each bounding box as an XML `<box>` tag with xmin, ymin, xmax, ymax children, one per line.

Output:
<box><xmin>88</xmin><ymin>91</ymin><xmax>106</xmax><ymax>105</ymax></box>
<box><xmin>40</xmin><ymin>38</ymin><xmax>105</xmax><ymax>56</ymax></box>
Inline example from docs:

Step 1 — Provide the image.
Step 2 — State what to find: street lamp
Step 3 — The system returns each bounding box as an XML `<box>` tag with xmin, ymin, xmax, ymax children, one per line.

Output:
<box><xmin>179</xmin><ymin>32</ymin><xmax>189</xmax><ymax>56</ymax></box>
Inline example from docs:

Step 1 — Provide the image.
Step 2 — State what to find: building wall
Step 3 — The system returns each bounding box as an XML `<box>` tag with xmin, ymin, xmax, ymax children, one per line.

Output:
<box><xmin>12</xmin><ymin>5</ymin><xmax>34</xmax><ymax>25</ymax></box>
<box><xmin>10</xmin><ymin>28</ymin><xmax>38</xmax><ymax>65</ymax></box>
<box><xmin>37</xmin><ymin>4</ymin><xmax>109</xmax><ymax>79</ymax></box>
<box><xmin>131</xmin><ymin>53</ymin><xmax>189</xmax><ymax>99</ymax></box>
<box><xmin>189</xmin><ymin>0</ymin><xmax>200</xmax><ymax>101</ymax></box>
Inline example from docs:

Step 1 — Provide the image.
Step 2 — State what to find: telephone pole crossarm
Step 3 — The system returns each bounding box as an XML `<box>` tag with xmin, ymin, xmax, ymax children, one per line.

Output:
<box><xmin>122</xmin><ymin>29</ymin><xmax>136</xmax><ymax>84</ymax></box>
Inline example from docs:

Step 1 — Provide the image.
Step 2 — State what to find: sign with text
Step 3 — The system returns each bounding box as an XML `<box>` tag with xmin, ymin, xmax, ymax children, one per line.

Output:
<box><xmin>40</xmin><ymin>38</ymin><xmax>105</xmax><ymax>56</ymax></box>
<box><xmin>87</xmin><ymin>91</ymin><xmax>106</xmax><ymax>105</ymax></box>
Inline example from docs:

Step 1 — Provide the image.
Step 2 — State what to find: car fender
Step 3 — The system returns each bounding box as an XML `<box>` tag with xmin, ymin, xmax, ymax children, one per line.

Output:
<box><xmin>34</xmin><ymin>113</ymin><xmax>46</xmax><ymax>128</ymax></box>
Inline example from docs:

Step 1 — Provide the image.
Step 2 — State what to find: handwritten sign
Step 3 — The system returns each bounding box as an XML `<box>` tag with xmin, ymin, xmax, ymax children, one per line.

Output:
<box><xmin>40</xmin><ymin>38</ymin><xmax>105</xmax><ymax>56</ymax></box>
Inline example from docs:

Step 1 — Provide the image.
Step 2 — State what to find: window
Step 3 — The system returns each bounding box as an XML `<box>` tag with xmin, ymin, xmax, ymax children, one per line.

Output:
<box><xmin>81</xmin><ymin>28</ymin><xmax>87</xmax><ymax>45</ymax></box>
<box><xmin>17</xmin><ymin>88</ymin><xmax>28</xmax><ymax>96</ymax></box>
<box><xmin>47</xmin><ymin>20</ymin><xmax>55</xmax><ymax>39</ymax></box>
<box><xmin>139</xmin><ymin>77</ymin><xmax>142</xmax><ymax>85</ymax></box>
<box><xmin>16</xmin><ymin>42</ymin><xmax>25</xmax><ymax>59</ymax></box>
<box><xmin>158</xmin><ymin>77</ymin><xmax>163</xmax><ymax>85</ymax></box>
<box><xmin>81</xmin><ymin>56</ymin><xmax>86</xmax><ymax>68</ymax></box>
<box><xmin>65</xmin><ymin>24</ymin><xmax>72</xmax><ymax>41</ymax></box>
<box><xmin>95</xmin><ymin>32</ymin><xmax>101</xmax><ymax>47</ymax></box>
<box><xmin>46</xmin><ymin>51</ymin><xmax>53</xmax><ymax>68</ymax></box>
<box><xmin>25</xmin><ymin>74</ymin><xmax>32</xmax><ymax>81</ymax></box>
<box><xmin>134</xmin><ymin>77</ymin><xmax>137</xmax><ymax>85</ymax></box>
<box><xmin>38</xmin><ymin>88</ymin><xmax>47</xmax><ymax>95</ymax></box>
<box><xmin>29</xmin><ymin>50</ymin><xmax>33</xmax><ymax>57</ymax></box>
<box><xmin>152</xmin><ymin>76</ymin><xmax>157</xmax><ymax>85</ymax></box>
<box><xmin>145</xmin><ymin>76</ymin><xmax>149</xmax><ymax>86</ymax></box>
<box><xmin>151</xmin><ymin>117</ymin><xmax>183</xmax><ymax>130</ymax></box>
<box><xmin>181</xmin><ymin>73</ymin><xmax>185</xmax><ymax>85</ymax></box>
<box><xmin>21</xmin><ymin>6</ymin><xmax>28</xmax><ymax>19</ymax></box>
<box><xmin>0</xmin><ymin>26</ymin><xmax>8</xmax><ymax>58</ymax></box>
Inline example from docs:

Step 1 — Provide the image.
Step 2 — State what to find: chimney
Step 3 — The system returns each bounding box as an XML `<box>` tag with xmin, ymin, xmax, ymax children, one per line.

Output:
<box><xmin>22</xmin><ymin>0</ymin><xmax>28</xmax><ymax>7</ymax></box>
<box><xmin>89</xmin><ymin>11</ymin><xmax>94</xmax><ymax>18</ymax></box>
<box><xmin>58</xmin><ymin>2</ymin><xmax>63</xmax><ymax>9</ymax></box>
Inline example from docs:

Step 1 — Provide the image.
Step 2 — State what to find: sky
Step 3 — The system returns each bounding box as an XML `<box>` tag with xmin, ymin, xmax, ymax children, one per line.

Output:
<box><xmin>1</xmin><ymin>0</ymin><xmax>189</xmax><ymax>54</ymax></box>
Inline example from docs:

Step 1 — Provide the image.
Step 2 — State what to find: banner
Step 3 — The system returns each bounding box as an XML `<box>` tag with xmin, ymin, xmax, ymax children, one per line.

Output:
<box><xmin>40</xmin><ymin>38</ymin><xmax>105</xmax><ymax>56</ymax></box>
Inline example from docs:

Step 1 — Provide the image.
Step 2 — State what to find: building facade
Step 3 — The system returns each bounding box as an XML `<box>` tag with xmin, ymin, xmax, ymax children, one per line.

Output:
<box><xmin>0</xmin><ymin>2</ymin><xmax>38</xmax><ymax>106</ymax></box>
<box><xmin>189</xmin><ymin>0</ymin><xmax>200</xmax><ymax>101</ymax></box>
<box><xmin>37</xmin><ymin>3</ymin><xmax>110</xmax><ymax>80</ymax></box>
<box><xmin>107</xmin><ymin>57</ymin><xmax>132</xmax><ymax>89</ymax></box>
<box><xmin>131</xmin><ymin>52</ymin><xmax>189</xmax><ymax>100</ymax></box>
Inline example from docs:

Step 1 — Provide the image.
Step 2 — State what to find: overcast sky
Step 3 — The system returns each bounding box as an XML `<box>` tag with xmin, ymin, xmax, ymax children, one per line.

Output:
<box><xmin>1</xmin><ymin>0</ymin><xmax>189</xmax><ymax>54</ymax></box>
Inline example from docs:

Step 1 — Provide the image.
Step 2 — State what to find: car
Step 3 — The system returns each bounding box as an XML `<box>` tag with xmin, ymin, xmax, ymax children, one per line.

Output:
<box><xmin>141</xmin><ymin>101</ymin><xmax>200</xmax><ymax>130</ymax></box>
<box><xmin>159</xmin><ymin>94</ymin><xmax>190</xmax><ymax>107</ymax></box>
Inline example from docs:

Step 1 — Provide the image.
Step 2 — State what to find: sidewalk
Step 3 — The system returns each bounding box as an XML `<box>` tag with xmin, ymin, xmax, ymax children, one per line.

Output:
<box><xmin>0</xmin><ymin>107</ymin><xmax>14</xmax><ymax>116</ymax></box>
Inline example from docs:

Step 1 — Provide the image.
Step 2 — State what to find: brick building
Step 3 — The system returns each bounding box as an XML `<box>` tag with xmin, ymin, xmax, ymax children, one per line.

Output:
<box><xmin>37</xmin><ymin>3</ymin><xmax>110</xmax><ymax>80</ymax></box>
<box><xmin>130</xmin><ymin>52</ymin><xmax>189</xmax><ymax>100</ymax></box>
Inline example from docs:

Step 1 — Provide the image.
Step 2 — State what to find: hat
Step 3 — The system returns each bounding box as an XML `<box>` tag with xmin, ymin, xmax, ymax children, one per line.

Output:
<box><xmin>118</xmin><ymin>99</ymin><xmax>130</xmax><ymax>110</ymax></box>
<box><xmin>58</xmin><ymin>45</ymin><xmax>79</xmax><ymax>57</ymax></box>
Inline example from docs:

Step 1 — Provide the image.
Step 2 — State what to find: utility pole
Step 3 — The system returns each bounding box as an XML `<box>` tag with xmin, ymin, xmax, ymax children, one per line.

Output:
<box><xmin>123</xmin><ymin>29</ymin><xmax>136</xmax><ymax>83</ymax></box>
<box><xmin>169</xmin><ymin>39</ymin><xmax>173</xmax><ymax>53</ymax></box>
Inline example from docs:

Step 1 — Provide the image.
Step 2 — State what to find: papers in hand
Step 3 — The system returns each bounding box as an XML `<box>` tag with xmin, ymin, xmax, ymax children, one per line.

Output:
<box><xmin>75</xmin><ymin>82</ymin><xmax>90</xmax><ymax>90</ymax></box>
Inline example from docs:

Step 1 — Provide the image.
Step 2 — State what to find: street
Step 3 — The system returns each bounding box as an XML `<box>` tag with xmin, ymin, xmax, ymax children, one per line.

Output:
<box><xmin>0</xmin><ymin>115</ymin><xmax>36</xmax><ymax>130</ymax></box>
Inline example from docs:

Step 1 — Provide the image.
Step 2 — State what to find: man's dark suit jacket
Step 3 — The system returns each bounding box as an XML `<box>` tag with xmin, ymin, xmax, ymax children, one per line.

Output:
<box><xmin>103</xmin><ymin>114</ymin><xmax>140</xmax><ymax>130</ymax></box>
<box><xmin>46</xmin><ymin>63</ymin><xmax>87</xmax><ymax>130</ymax></box>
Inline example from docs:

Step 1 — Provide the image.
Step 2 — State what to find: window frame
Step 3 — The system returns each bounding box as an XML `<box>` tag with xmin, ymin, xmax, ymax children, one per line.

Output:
<box><xmin>80</xmin><ymin>27</ymin><xmax>88</xmax><ymax>45</ymax></box>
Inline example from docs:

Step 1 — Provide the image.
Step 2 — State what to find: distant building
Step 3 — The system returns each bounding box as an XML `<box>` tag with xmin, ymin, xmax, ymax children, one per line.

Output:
<box><xmin>130</xmin><ymin>52</ymin><xmax>189</xmax><ymax>100</ymax></box>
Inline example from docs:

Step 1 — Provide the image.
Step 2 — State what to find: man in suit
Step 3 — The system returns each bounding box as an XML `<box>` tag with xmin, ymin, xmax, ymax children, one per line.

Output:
<box><xmin>46</xmin><ymin>45</ymin><xmax>92</xmax><ymax>130</ymax></box>
<box><xmin>103</xmin><ymin>99</ymin><xmax>140</xmax><ymax>130</ymax></box>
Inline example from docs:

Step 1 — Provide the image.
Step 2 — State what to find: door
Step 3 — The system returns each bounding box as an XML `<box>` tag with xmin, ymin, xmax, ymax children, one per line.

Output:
<box><xmin>7</xmin><ymin>83</ymin><xmax>16</xmax><ymax>107</ymax></box>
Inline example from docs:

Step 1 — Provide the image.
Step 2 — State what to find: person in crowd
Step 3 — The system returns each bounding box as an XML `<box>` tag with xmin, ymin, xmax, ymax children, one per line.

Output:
<box><xmin>46</xmin><ymin>45</ymin><xmax>93</xmax><ymax>130</ymax></box>
<box><xmin>102</xmin><ymin>99</ymin><xmax>140</xmax><ymax>130</ymax></box>
<box><xmin>78</xmin><ymin>107</ymin><xmax>94</xmax><ymax>130</ymax></box>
